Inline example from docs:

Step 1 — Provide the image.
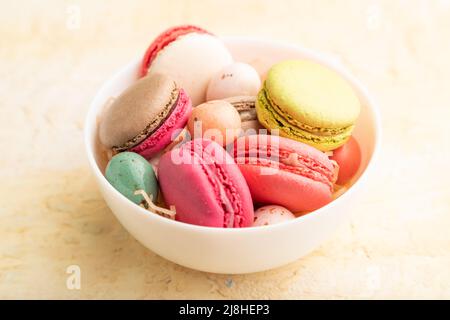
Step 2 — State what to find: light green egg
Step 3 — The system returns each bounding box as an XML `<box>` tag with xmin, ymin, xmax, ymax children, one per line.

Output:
<box><xmin>105</xmin><ymin>152</ymin><xmax>158</xmax><ymax>205</ymax></box>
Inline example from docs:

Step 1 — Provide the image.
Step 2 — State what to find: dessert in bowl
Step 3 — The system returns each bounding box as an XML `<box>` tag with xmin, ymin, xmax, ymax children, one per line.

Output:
<box><xmin>85</xmin><ymin>27</ymin><xmax>380</xmax><ymax>274</ymax></box>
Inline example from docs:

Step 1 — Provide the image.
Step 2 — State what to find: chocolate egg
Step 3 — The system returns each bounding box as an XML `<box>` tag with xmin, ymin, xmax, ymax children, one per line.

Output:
<box><xmin>105</xmin><ymin>152</ymin><xmax>158</xmax><ymax>205</ymax></box>
<box><xmin>253</xmin><ymin>205</ymin><xmax>296</xmax><ymax>227</ymax></box>
<box><xmin>187</xmin><ymin>100</ymin><xmax>241</xmax><ymax>146</ymax></box>
<box><xmin>206</xmin><ymin>62</ymin><xmax>261</xmax><ymax>100</ymax></box>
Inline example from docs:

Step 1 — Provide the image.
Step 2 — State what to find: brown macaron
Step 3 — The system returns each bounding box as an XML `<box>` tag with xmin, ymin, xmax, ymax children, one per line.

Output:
<box><xmin>99</xmin><ymin>73</ymin><xmax>192</xmax><ymax>159</ymax></box>
<box><xmin>224</xmin><ymin>96</ymin><xmax>264</xmax><ymax>133</ymax></box>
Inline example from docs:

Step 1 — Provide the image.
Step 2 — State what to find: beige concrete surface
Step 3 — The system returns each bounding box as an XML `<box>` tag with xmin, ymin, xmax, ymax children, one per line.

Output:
<box><xmin>0</xmin><ymin>0</ymin><xmax>449</xmax><ymax>299</ymax></box>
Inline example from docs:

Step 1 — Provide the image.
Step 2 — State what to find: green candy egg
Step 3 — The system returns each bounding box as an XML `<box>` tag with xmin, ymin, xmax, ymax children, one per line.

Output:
<box><xmin>105</xmin><ymin>152</ymin><xmax>158</xmax><ymax>205</ymax></box>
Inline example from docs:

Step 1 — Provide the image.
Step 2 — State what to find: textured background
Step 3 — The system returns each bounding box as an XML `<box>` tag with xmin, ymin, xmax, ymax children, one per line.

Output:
<box><xmin>1</xmin><ymin>0</ymin><xmax>450</xmax><ymax>299</ymax></box>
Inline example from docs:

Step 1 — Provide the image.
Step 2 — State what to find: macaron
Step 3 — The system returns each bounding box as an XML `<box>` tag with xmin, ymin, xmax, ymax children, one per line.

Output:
<box><xmin>330</xmin><ymin>136</ymin><xmax>361</xmax><ymax>185</ymax></box>
<box><xmin>99</xmin><ymin>73</ymin><xmax>192</xmax><ymax>159</ymax></box>
<box><xmin>206</xmin><ymin>62</ymin><xmax>261</xmax><ymax>101</ymax></box>
<box><xmin>158</xmin><ymin>139</ymin><xmax>254</xmax><ymax>228</ymax></box>
<box><xmin>105</xmin><ymin>152</ymin><xmax>158</xmax><ymax>205</ymax></box>
<box><xmin>253</xmin><ymin>205</ymin><xmax>296</xmax><ymax>227</ymax></box>
<box><xmin>140</xmin><ymin>25</ymin><xmax>233</xmax><ymax>107</ymax></box>
<box><xmin>231</xmin><ymin>134</ymin><xmax>338</xmax><ymax>212</ymax></box>
<box><xmin>187</xmin><ymin>100</ymin><xmax>241</xmax><ymax>146</ymax></box>
<box><xmin>224</xmin><ymin>96</ymin><xmax>265</xmax><ymax>133</ymax></box>
<box><xmin>256</xmin><ymin>59</ymin><xmax>361</xmax><ymax>151</ymax></box>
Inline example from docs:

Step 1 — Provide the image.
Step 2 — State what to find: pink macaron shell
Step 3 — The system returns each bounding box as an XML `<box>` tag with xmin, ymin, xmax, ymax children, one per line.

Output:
<box><xmin>130</xmin><ymin>88</ymin><xmax>192</xmax><ymax>159</ymax></box>
<box><xmin>232</xmin><ymin>135</ymin><xmax>335</xmax><ymax>212</ymax></box>
<box><xmin>159</xmin><ymin>149</ymin><xmax>225</xmax><ymax>227</ymax></box>
<box><xmin>158</xmin><ymin>139</ymin><xmax>254</xmax><ymax>228</ymax></box>
<box><xmin>234</xmin><ymin>135</ymin><xmax>336</xmax><ymax>185</ymax></box>
<box><xmin>238</xmin><ymin>164</ymin><xmax>332</xmax><ymax>212</ymax></box>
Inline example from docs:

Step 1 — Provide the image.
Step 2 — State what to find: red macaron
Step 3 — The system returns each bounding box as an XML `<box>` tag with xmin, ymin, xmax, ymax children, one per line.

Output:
<box><xmin>231</xmin><ymin>135</ymin><xmax>338</xmax><ymax>212</ymax></box>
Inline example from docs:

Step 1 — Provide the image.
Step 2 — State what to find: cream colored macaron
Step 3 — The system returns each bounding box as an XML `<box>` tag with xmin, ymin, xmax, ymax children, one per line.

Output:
<box><xmin>144</xmin><ymin>30</ymin><xmax>233</xmax><ymax>107</ymax></box>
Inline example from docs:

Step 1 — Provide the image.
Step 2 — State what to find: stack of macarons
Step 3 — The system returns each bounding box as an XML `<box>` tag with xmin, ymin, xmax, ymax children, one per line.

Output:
<box><xmin>99</xmin><ymin>25</ymin><xmax>363</xmax><ymax>228</ymax></box>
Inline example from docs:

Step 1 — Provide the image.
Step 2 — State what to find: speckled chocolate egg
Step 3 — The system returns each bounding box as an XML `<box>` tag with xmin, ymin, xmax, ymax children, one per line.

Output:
<box><xmin>105</xmin><ymin>152</ymin><xmax>158</xmax><ymax>205</ymax></box>
<box><xmin>253</xmin><ymin>205</ymin><xmax>296</xmax><ymax>227</ymax></box>
<box><xmin>206</xmin><ymin>62</ymin><xmax>261</xmax><ymax>100</ymax></box>
<box><xmin>187</xmin><ymin>100</ymin><xmax>241</xmax><ymax>146</ymax></box>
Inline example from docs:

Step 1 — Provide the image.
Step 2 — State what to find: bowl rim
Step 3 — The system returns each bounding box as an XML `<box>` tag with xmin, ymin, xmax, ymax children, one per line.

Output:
<box><xmin>84</xmin><ymin>36</ymin><xmax>382</xmax><ymax>235</ymax></box>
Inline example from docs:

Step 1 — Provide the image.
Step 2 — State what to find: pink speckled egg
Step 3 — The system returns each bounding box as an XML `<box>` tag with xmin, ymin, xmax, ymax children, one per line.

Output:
<box><xmin>253</xmin><ymin>205</ymin><xmax>296</xmax><ymax>227</ymax></box>
<box><xmin>206</xmin><ymin>62</ymin><xmax>261</xmax><ymax>100</ymax></box>
<box><xmin>187</xmin><ymin>100</ymin><xmax>242</xmax><ymax>146</ymax></box>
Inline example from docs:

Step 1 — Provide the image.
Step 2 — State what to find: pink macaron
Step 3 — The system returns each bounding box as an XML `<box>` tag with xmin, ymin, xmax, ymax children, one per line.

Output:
<box><xmin>158</xmin><ymin>139</ymin><xmax>254</xmax><ymax>228</ymax></box>
<box><xmin>140</xmin><ymin>25</ymin><xmax>233</xmax><ymax>107</ymax></box>
<box><xmin>231</xmin><ymin>135</ymin><xmax>338</xmax><ymax>212</ymax></box>
<box><xmin>99</xmin><ymin>73</ymin><xmax>192</xmax><ymax>159</ymax></box>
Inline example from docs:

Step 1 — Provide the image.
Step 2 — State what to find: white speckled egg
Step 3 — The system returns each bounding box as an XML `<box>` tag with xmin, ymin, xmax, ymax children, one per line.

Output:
<box><xmin>206</xmin><ymin>62</ymin><xmax>261</xmax><ymax>100</ymax></box>
<box><xmin>253</xmin><ymin>205</ymin><xmax>296</xmax><ymax>227</ymax></box>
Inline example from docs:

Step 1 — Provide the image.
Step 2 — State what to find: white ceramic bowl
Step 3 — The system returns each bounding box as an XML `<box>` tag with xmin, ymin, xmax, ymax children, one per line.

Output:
<box><xmin>85</xmin><ymin>37</ymin><xmax>381</xmax><ymax>274</ymax></box>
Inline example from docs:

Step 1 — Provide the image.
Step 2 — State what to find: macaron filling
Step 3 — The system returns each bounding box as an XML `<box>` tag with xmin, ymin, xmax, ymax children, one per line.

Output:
<box><xmin>112</xmin><ymin>87</ymin><xmax>180</xmax><ymax>152</ymax></box>
<box><xmin>188</xmin><ymin>142</ymin><xmax>246</xmax><ymax>228</ymax></box>
<box><xmin>257</xmin><ymin>87</ymin><xmax>353</xmax><ymax>145</ymax></box>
